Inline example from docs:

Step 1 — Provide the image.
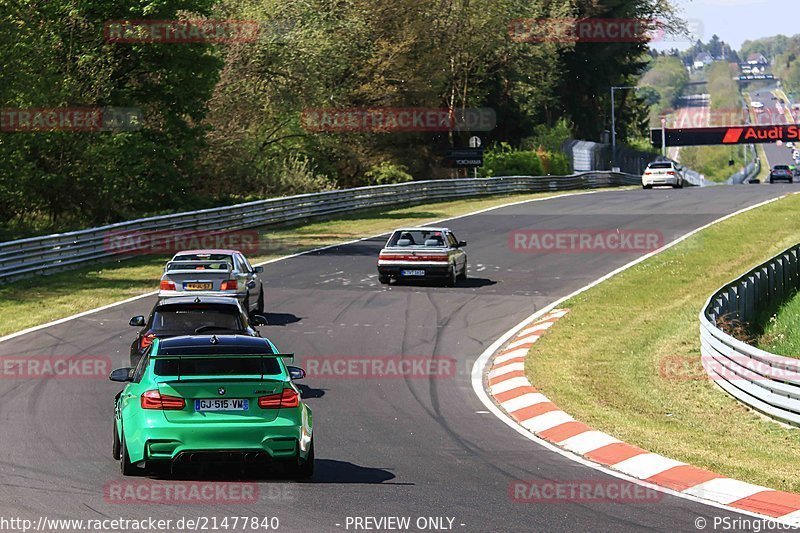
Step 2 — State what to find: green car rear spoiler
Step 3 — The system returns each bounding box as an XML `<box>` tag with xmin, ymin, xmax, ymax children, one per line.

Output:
<box><xmin>152</xmin><ymin>353</ymin><xmax>295</xmax><ymax>381</ymax></box>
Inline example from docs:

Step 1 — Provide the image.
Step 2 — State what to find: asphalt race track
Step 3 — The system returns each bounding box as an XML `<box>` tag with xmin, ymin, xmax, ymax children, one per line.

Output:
<box><xmin>751</xmin><ymin>89</ymin><xmax>796</xmax><ymax>172</ymax></box>
<box><xmin>0</xmin><ymin>186</ymin><xmax>794</xmax><ymax>532</ymax></box>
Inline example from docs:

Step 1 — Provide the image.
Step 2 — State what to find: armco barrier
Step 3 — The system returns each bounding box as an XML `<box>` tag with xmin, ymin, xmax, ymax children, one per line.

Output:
<box><xmin>0</xmin><ymin>172</ymin><xmax>641</xmax><ymax>283</ymax></box>
<box><xmin>699</xmin><ymin>243</ymin><xmax>800</xmax><ymax>427</ymax></box>
<box><xmin>726</xmin><ymin>145</ymin><xmax>761</xmax><ymax>185</ymax></box>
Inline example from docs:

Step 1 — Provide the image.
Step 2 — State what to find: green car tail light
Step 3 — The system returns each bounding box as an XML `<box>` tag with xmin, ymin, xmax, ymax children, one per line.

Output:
<box><xmin>141</xmin><ymin>389</ymin><xmax>186</xmax><ymax>410</ymax></box>
<box><xmin>258</xmin><ymin>388</ymin><xmax>299</xmax><ymax>409</ymax></box>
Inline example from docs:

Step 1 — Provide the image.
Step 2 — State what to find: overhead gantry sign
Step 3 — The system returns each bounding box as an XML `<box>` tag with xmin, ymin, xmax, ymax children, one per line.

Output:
<box><xmin>651</xmin><ymin>125</ymin><xmax>800</xmax><ymax>147</ymax></box>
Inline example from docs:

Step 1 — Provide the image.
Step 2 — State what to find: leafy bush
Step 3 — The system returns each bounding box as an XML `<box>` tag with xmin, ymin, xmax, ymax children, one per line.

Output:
<box><xmin>539</xmin><ymin>150</ymin><xmax>571</xmax><ymax>175</ymax></box>
<box><xmin>365</xmin><ymin>162</ymin><xmax>414</xmax><ymax>185</ymax></box>
<box><xmin>524</xmin><ymin>118</ymin><xmax>574</xmax><ymax>154</ymax></box>
<box><xmin>256</xmin><ymin>154</ymin><xmax>338</xmax><ymax>196</ymax></box>
<box><xmin>482</xmin><ymin>142</ymin><xmax>569</xmax><ymax>177</ymax></box>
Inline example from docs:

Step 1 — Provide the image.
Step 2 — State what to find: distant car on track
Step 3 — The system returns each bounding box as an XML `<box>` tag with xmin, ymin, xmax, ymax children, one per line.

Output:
<box><xmin>377</xmin><ymin>227</ymin><xmax>467</xmax><ymax>286</ymax></box>
<box><xmin>111</xmin><ymin>335</ymin><xmax>313</xmax><ymax>477</ymax></box>
<box><xmin>642</xmin><ymin>161</ymin><xmax>684</xmax><ymax>189</ymax></box>
<box><xmin>158</xmin><ymin>249</ymin><xmax>265</xmax><ymax>315</ymax></box>
<box><xmin>769</xmin><ymin>165</ymin><xmax>794</xmax><ymax>184</ymax></box>
<box><xmin>128</xmin><ymin>296</ymin><xmax>267</xmax><ymax>367</ymax></box>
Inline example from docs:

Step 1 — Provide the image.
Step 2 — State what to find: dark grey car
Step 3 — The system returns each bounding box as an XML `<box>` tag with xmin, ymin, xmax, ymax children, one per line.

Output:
<box><xmin>128</xmin><ymin>296</ymin><xmax>267</xmax><ymax>367</ymax></box>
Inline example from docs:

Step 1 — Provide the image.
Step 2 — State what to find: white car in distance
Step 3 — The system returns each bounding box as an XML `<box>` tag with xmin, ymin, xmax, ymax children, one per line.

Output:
<box><xmin>642</xmin><ymin>161</ymin><xmax>684</xmax><ymax>189</ymax></box>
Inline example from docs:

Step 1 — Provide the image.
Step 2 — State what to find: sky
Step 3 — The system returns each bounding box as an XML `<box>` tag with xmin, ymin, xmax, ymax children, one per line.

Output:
<box><xmin>651</xmin><ymin>0</ymin><xmax>800</xmax><ymax>52</ymax></box>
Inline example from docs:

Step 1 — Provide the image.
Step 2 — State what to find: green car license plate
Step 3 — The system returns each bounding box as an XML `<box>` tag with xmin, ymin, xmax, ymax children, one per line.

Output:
<box><xmin>195</xmin><ymin>399</ymin><xmax>249</xmax><ymax>411</ymax></box>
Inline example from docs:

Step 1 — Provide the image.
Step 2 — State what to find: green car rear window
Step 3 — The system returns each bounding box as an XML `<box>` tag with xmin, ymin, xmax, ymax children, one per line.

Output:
<box><xmin>154</xmin><ymin>357</ymin><xmax>282</xmax><ymax>376</ymax></box>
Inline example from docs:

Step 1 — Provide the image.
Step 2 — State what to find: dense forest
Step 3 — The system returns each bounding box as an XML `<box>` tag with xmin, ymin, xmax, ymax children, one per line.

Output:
<box><xmin>0</xmin><ymin>0</ymin><xmax>679</xmax><ymax>236</ymax></box>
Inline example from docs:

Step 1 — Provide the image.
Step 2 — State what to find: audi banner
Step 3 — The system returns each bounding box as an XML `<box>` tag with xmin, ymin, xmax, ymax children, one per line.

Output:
<box><xmin>651</xmin><ymin>125</ymin><xmax>800</xmax><ymax>147</ymax></box>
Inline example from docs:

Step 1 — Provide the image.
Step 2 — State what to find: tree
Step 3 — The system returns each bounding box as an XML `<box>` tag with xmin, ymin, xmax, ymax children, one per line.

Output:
<box><xmin>0</xmin><ymin>0</ymin><xmax>221</xmax><ymax>227</ymax></box>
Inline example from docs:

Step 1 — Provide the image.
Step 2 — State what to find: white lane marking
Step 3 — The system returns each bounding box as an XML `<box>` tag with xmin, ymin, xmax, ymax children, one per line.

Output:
<box><xmin>520</xmin><ymin>411</ymin><xmax>573</xmax><ymax>432</ymax></box>
<box><xmin>488</xmin><ymin>362</ymin><xmax>524</xmax><ymax>379</ymax></box>
<box><xmin>493</xmin><ymin>348</ymin><xmax>529</xmax><ymax>365</ymax></box>
<box><xmin>559</xmin><ymin>431</ymin><xmax>620</xmax><ymax>455</ymax></box>
<box><xmin>507</xmin><ymin>335</ymin><xmax>540</xmax><ymax>350</ymax></box>
<box><xmin>682</xmin><ymin>478</ymin><xmax>770</xmax><ymax>506</ymax></box>
<box><xmin>489</xmin><ymin>376</ymin><xmax>531</xmax><ymax>395</ymax></box>
<box><xmin>470</xmin><ymin>193</ymin><xmax>795</xmax><ymax>524</ymax></box>
<box><xmin>0</xmin><ymin>188</ymin><xmax>608</xmax><ymax>344</ymax></box>
<box><xmin>502</xmin><ymin>392</ymin><xmax>550</xmax><ymax>413</ymax></box>
<box><xmin>612</xmin><ymin>454</ymin><xmax>685</xmax><ymax>480</ymax></box>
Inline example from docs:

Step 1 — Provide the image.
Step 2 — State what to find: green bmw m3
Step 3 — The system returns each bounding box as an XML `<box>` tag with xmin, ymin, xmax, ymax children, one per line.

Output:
<box><xmin>110</xmin><ymin>335</ymin><xmax>313</xmax><ymax>478</ymax></box>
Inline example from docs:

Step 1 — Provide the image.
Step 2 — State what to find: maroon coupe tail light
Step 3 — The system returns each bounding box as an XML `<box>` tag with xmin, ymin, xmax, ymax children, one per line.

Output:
<box><xmin>380</xmin><ymin>253</ymin><xmax>447</xmax><ymax>262</ymax></box>
<box><xmin>258</xmin><ymin>388</ymin><xmax>299</xmax><ymax>409</ymax></box>
<box><xmin>140</xmin><ymin>333</ymin><xmax>155</xmax><ymax>349</ymax></box>
<box><xmin>141</xmin><ymin>389</ymin><xmax>185</xmax><ymax>410</ymax></box>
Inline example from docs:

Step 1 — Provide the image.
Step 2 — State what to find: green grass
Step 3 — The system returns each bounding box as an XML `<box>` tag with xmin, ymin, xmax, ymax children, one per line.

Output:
<box><xmin>527</xmin><ymin>193</ymin><xmax>800</xmax><ymax>493</ymax></box>
<box><xmin>757</xmin><ymin>291</ymin><xmax>800</xmax><ymax>358</ymax></box>
<box><xmin>679</xmin><ymin>145</ymin><xmax>747</xmax><ymax>183</ymax></box>
<box><xmin>755</xmin><ymin>144</ymin><xmax>770</xmax><ymax>182</ymax></box>
<box><xmin>0</xmin><ymin>190</ymin><xmax>585</xmax><ymax>337</ymax></box>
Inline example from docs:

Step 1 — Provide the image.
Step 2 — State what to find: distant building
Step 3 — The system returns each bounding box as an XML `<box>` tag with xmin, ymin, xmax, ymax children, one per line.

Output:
<box><xmin>693</xmin><ymin>53</ymin><xmax>713</xmax><ymax>70</ymax></box>
<box><xmin>747</xmin><ymin>53</ymin><xmax>768</xmax><ymax>65</ymax></box>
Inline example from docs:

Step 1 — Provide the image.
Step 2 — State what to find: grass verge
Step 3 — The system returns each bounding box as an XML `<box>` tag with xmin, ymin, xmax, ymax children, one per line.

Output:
<box><xmin>755</xmin><ymin>144</ymin><xmax>771</xmax><ymax>183</ymax></box>
<box><xmin>679</xmin><ymin>145</ymin><xmax>746</xmax><ymax>183</ymax></box>
<box><xmin>527</xmin><ymin>192</ymin><xmax>800</xmax><ymax>493</ymax></box>
<box><xmin>0</xmin><ymin>189</ymin><xmax>585</xmax><ymax>338</ymax></box>
<box><xmin>757</xmin><ymin>291</ymin><xmax>800</xmax><ymax>358</ymax></box>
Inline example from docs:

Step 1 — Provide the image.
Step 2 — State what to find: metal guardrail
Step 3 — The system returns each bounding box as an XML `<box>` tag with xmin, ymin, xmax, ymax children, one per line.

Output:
<box><xmin>0</xmin><ymin>172</ymin><xmax>641</xmax><ymax>283</ymax></box>
<box><xmin>682</xmin><ymin>167</ymin><xmax>708</xmax><ymax>187</ymax></box>
<box><xmin>727</xmin><ymin>145</ymin><xmax>761</xmax><ymax>185</ymax></box>
<box><xmin>699</xmin><ymin>243</ymin><xmax>800</xmax><ymax>427</ymax></box>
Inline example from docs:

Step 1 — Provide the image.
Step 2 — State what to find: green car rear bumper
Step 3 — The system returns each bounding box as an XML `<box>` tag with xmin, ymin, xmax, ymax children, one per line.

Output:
<box><xmin>123</xmin><ymin>406</ymin><xmax>312</xmax><ymax>465</ymax></box>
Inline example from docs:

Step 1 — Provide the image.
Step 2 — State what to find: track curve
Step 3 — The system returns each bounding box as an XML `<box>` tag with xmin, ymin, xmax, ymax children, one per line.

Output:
<box><xmin>0</xmin><ymin>185</ymin><xmax>793</xmax><ymax>532</ymax></box>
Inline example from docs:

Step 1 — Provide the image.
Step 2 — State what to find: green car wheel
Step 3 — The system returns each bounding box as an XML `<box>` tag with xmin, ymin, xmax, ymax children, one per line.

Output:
<box><xmin>112</xmin><ymin>421</ymin><xmax>120</xmax><ymax>460</ymax></box>
<box><xmin>119</xmin><ymin>428</ymin><xmax>139</xmax><ymax>476</ymax></box>
<box><xmin>290</xmin><ymin>439</ymin><xmax>314</xmax><ymax>479</ymax></box>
